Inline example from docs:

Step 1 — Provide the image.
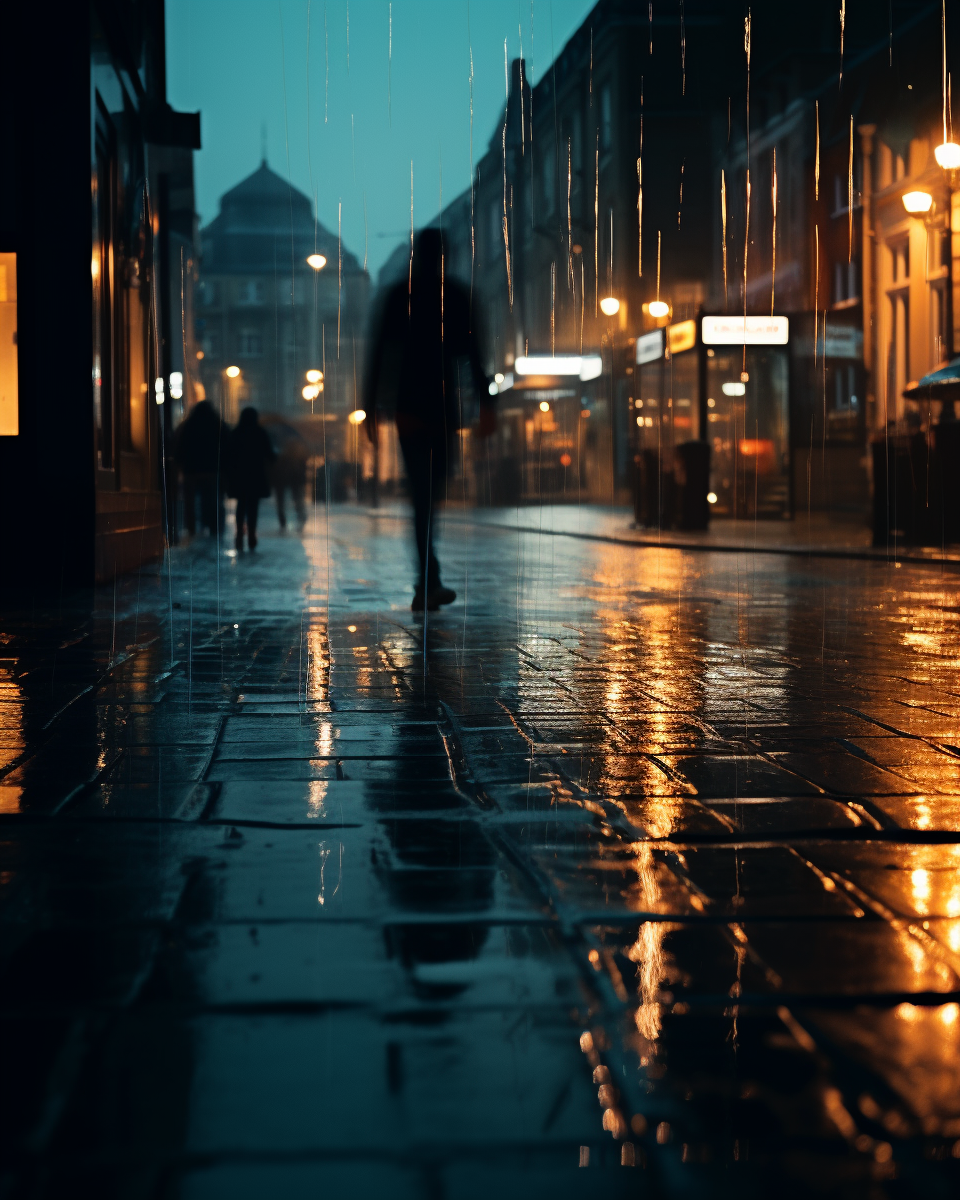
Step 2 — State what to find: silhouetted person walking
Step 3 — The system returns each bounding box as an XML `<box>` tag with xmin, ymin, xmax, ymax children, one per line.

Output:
<box><xmin>174</xmin><ymin>400</ymin><xmax>227</xmax><ymax>536</ymax></box>
<box><xmin>365</xmin><ymin>228</ymin><xmax>493</xmax><ymax>611</ymax></box>
<box><xmin>226</xmin><ymin>407</ymin><xmax>275</xmax><ymax>552</ymax></box>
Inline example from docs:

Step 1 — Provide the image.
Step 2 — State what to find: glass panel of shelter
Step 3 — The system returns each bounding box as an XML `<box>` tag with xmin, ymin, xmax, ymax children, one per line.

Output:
<box><xmin>706</xmin><ymin>348</ymin><xmax>790</xmax><ymax>518</ymax></box>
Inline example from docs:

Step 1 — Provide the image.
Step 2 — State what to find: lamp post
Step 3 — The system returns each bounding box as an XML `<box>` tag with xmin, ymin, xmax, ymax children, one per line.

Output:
<box><xmin>934</xmin><ymin>140</ymin><xmax>960</xmax><ymax>360</ymax></box>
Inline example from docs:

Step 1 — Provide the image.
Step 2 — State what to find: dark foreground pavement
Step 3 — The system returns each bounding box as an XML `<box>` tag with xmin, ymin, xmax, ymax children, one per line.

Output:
<box><xmin>3</xmin><ymin>504</ymin><xmax>960</xmax><ymax>1198</ymax></box>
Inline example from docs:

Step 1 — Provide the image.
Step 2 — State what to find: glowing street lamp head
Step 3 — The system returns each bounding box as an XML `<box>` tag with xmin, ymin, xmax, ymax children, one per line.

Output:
<box><xmin>225</xmin><ymin>365</ymin><xmax>241</xmax><ymax>378</ymax></box>
<box><xmin>902</xmin><ymin>190</ymin><xmax>933</xmax><ymax>215</ymax></box>
<box><xmin>307</xmin><ymin>253</ymin><xmax>327</xmax><ymax>270</ymax></box>
<box><xmin>302</xmin><ymin>384</ymin><xmax>323</xmax><ymax>400</ymax></box>
<box><xmin>305</xmin><ymin>369</ymin><xmax>323</xmax><ymax>383</ymax></box>
<box><xmin>935</xmin><ymin>142</ymin><xmax>960</xmax><ymax>170</ymax></box>
<box><xmin>600</xmin><ymin>296</ymin><xmax>620</xmax><ymax>317</ymax></box>
<box><xmin>647</xmin><ymin>300</ymin><xmax>670</xmax><ymax>319</ymax></box>
<box><xmin>348</xmin><ymin>409</ymin><xmax>366</xmax><ymax>425</ymax></box>
<box><xmin>539</xmin><ymin>401</ymin><xmax>551</xmax><ymax>413</ymax></box>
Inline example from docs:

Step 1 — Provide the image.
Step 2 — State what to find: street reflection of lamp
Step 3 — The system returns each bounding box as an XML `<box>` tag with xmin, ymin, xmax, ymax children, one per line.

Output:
<box><xmin>226</xmin><ymin>365</ymin><xmax>241</xmax><ymax>378</ymax></box>
<box><xmin>348</xmin><ymin>409</ymin><xmax>366</xmax><ymax>424</ymax></box>
<box><xmin>935</xmin><ymin>142</ymin><xmax>960</xmax><ymax>170</ymax></box>
<box><xmin>306</xmin><ymin>369</ymin><xmax>323</xmax><ymax>383</ymax></box>
<box><xmin>902</xmin><ymin>190</ymin><xmax>934</xmax><ymax>214</ymax></box>
<box><xmin>647</xmin><ymin>299</ymin><xmax>670</xmax><ymax>319</ymax></box>
<box><xmin>600</xmin><ymin>295</ymin><xmax>620</xmax><ymax>316</ymax></box>
<box><xmin>307</xmin><ymin>253</ymin><xmax>327</xmax><ymax>270</ymax></box>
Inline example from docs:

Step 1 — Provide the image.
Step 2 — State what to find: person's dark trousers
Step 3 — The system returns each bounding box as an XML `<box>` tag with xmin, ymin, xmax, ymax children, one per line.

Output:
<box><xmin>399</xmin><ymin>434</ymin><xmax>448</xmax><ymax>589</ymax></box>
<box><xmin>184</xmin><ymin>473</ymin><xmax>223</xmax><ymax>536</ymax></box>
<box><xmin>275</xmin><ymin>479</ymin><xmax>307</xmax><ymax>530</ymax></box>
<box><xmin>235</xmin><ymin>494</ymin><xmax>261</xmax><ymax>548</ymax></box>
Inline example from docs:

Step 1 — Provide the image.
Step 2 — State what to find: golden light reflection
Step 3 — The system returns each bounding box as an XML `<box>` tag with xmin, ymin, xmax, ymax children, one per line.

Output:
<box><xmin>625</xmin><ymin>845</ymin><xmax>669</xmax><ymax>1043</ymax></box>
<box><xmin>0</xmin><ymin>651</ymin><xmax>25</xmax><ymax>812</ymax></box>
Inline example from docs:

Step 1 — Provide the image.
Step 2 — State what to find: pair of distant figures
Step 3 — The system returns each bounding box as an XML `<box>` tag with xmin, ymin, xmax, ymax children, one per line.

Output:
<box><xmin>175</xmin><ymin>404</ymin><xmax>301</xmax><ymax>553</ymax></box>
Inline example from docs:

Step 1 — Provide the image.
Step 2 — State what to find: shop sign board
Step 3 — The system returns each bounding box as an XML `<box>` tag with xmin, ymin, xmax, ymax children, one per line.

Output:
<box><xmin>636</xmin><ymin>328</ymin><xmax>665</xmax><ymax>364</ymax></box>
<box><xmin>702</xmin><ymin>315</ymin><xmax>789</xmax><ymax>345</ymax></box>
<box><xmin>667</xmin><ymin>319</ymin><xmax>697</xmax><ymax>355</ymax></box>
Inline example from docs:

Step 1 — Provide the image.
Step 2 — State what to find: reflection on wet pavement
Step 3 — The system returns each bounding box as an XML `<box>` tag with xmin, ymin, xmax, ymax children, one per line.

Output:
<box><xmin>3</xmin><ymin>505</ymin><xmax>960</xmax><ymax>1194</ymax></box>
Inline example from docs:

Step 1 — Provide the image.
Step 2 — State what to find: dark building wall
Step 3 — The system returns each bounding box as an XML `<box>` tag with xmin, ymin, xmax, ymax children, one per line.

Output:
<box><xmin>0</xmin><ymin>0</ymin><xmax>198</xmax><ymax>589</ymax></box>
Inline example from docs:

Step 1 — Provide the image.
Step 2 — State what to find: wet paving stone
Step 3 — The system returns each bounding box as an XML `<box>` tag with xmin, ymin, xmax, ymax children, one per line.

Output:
<box><xmin>4</xmin><ymin>505</ymin><xmax>960</xmax><ymax>1193</ymax></box>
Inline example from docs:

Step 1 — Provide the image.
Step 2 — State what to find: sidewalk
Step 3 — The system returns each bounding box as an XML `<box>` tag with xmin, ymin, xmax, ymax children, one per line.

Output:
<box><xmin>441</xmin><ymin>502</ymin><xmax>960</xmax><ymax>567</ymax></box>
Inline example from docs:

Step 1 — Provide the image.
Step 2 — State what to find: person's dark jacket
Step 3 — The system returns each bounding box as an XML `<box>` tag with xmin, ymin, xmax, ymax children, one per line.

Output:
<box><xmin>226</xmin><ymin>407</ymin><xmax>276</xmax><ymax>499</ymax></box>
<box><xmin>365</xmin><ymin>228</ymin><xmax>489</xmax><ymax>449</ymax></box>
<box><xmin>174</xmin><ymin>400</ymin><xmax>227</xmax><ymax>475</ymax></box>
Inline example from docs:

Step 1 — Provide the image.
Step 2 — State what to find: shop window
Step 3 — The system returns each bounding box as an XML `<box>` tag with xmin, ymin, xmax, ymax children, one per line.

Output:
<box><xmin>0</xmin><ymin>253</ymin><xmax>17</xmax><ymax>436</ymax></box>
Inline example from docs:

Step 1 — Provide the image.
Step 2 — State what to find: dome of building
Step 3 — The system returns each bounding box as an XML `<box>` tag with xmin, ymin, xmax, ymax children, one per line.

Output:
<box><xmin>201</xmin><ymin>161</ymin><xmax>360</xmax><ymax>275</ymax></box>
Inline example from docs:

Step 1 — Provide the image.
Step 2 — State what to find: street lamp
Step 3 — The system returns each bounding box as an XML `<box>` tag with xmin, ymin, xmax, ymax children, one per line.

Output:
<box><xmin>307</xmin><ymin>254</ymin><xmax>327</xmax><ymax>270</ymax></box>
<box><xmin>935</xmin><ymin>141</ymin><xmax>960</xmax><ymax>170</ymax></box>
<box><xmin>348</xmin><ymin>409</ymin><xmax>366</xmax><ymax>424</ymax></box>
<box><xmin>226</xmin><ymin>365</ymin><xmax>241</xmax><ymax>378</ymax></box>
<box><xmin>306</xmin><ymin>369</ymin><xmax>323</xmax><ymax>383</ymax></box>
<box><xmin>902</xmin><ymin>190</ymin><xmax>934</xmax><ymax>214</ymax></box>
<box><xmin>600</xmin><ymin>295</ymin><xmax>620</xmax><ymax>316</ymax></box>
<box><xmin>647</xmin><ymin>300</ymin><xmax>670</xmax><ymax>319</ymax></box>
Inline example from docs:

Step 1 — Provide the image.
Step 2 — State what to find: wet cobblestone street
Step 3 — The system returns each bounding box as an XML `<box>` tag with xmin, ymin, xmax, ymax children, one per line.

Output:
<box><xmin>4</xmin><ymin>505</ymin><xmax>960</xmax><ymax>1197</ymax></box>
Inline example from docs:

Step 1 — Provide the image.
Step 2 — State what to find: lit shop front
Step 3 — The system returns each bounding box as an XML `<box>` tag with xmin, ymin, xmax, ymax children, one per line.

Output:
<box><xmin>477</xmin><ymin>355</ymin><xmax>612</xmax><ymax>504</ymax></box>
<box><xmin>633</xmin><ymin>315</ymin><xmax>791</xmax><ymax>523</ymax></box>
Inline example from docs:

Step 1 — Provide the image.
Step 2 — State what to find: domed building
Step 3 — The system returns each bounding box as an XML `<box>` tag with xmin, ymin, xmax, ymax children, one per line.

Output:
<box><xmin>195</xmin><ymin>161</ymin><xmax>368</xmax><ymax>421</ymax></box>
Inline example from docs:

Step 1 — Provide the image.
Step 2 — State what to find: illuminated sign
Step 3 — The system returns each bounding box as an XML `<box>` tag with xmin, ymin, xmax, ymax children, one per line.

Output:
<box><xmin>702</xmin><ymin>315</ymin><xmax>789</xmax><ymax>345</ymax></box>
<box><xmin>667</xmin><ymin>319</ymin><xmax>696</xmax><ymax>355</ymax></box>
<box><xmin>636</xmin><ymin>329</ymin><xmax>664</xmax><ymax>365</ymax></box>
<box><xmin>515</xmin><ymin>355</ymin><xmax>603</xmax><ymax>381</ymax></box>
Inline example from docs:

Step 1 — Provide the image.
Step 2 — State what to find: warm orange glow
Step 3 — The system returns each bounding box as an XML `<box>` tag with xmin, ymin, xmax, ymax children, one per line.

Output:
<box><xmin>560</xmin><ymin>452</ymin><xmax>572</xmax><ymax>467</ymax></box>
<box><xmin>348</xmin><ymin>409</ymin><xmax>366</xmax><ymax>424</ymax></box>
<box><xmin>647</xmin><ymin>300</ymin><xmax>670</xmax><ymax>319</ymax></box>
<box><xmin>307</xmin><ymin>253</ymin><xmax>327</xmax><ymax>270</ymax></box>
<box><xmin>600</xmin><ymin>295</ymin><xmax>620</xmax><ymax>316</ymax></box>
<box><xmin>306</xmin><ymin>369</ymin><xmax>323</xmax><ymax>383</ymax></box>
<box><xmin>539</xmin><ymin>401</ymin><xmax>550</xmax><ymax>412</ymax></box>
<box><xmin>226</xmin><ymin>365</ymin><xmax>241</xmax><ymax>378</ymax></box>
<box><xmin>738</xmin><ymin>438</ymin><xmax>774</xmax><ymax>457</ymax></box>
<box><xmin>935</xmin><ymin>142</ymin><xmax>960</xmax><ymax>170</ymax></box>
<box><xmin>902</xmin><ymin>190</ymin><xmax>933</xmax><ymax>214</ymax></box>
<box><xmin>196</xmin><ymin>350</ymin><xmax>205</xmax><ymax>360</ymax></box>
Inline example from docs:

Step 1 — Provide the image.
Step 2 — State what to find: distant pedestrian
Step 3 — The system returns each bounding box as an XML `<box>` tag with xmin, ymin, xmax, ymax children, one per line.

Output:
<box><xmin>226</xmin><ymin>406</ymin><xmax>275</xmax><ymax>552</ymax></box>
<box><xmin>174</xmin><ymin>400</ymin><xmax>227</xmax><ymax>536</ymax></box>
<box><xmin>365</xmin><ymin>228</ymin><xmax>494</xmax><ymax>611</ymax></box>
<box><xmin>262</xmin><ymin>415</ymin><xmax>309</xmax><ymax>532</ymax></box>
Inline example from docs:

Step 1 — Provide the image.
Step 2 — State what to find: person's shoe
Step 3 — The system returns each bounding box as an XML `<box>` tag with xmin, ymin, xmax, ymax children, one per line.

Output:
<box><xmin>249</xmin><ymin>533</ymin><xmax>258</xmax><ymax>551</ymax></box>
<box><xmin>411</xmin><ymin>584</ymin><xmax>456</xmax><ymax>612</ymax></box>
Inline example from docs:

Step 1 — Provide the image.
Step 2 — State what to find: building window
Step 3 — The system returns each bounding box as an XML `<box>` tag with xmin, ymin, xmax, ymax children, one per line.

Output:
<box><xmin>238</xmin><ymin>280</ymin><xmax>264</xmax><ymax>305</ymax></box>
<box><xmin>198</xmin><ymin>280</ymin><xmax>218</xmax><ymax>306</ymax></box>
<box><xmin>238</xmin><ymin>331</ymin><xmax>263</xmax><ymax>357</ymax></box>
<box><xmin>890</xmin><ymin>240</ymin><xmax>909</xmax><ymax>283</ymax></box>
<box><xmin>833</xmin><ymin>259</ymin><xmax>859</xmax><ymax>304</ymax></box>
<box><xmin>600</xmin><ymin>85</ymin><xmax>612</xmax><ymax>151</ymax></box>
<box><xmin>203</xmin><ymin>331</ymin><xmax>221</xmax><ymax>358</ymax></box>
<box><xmin>0</xmin><ymin>252</ymin><xmax>17</xmax><ymax>436</ymax></box>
